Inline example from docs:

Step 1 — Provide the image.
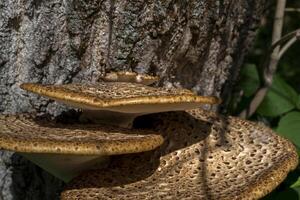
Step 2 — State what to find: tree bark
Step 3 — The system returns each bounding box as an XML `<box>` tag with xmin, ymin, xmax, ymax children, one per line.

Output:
<box><xmin>0</xmin><ymin>0</ymin><xmax>266</xmax><ymax>199</ymax></box>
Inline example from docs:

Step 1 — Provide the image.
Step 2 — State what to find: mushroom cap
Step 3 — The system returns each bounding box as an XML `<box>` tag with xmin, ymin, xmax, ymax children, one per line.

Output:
<box><xmin>61</xmin><ymin>109</ymin><xmax>298</xmax><ymax>200</ymax></box>
<box><xmin>102</xmin><ymin>71</ymin><xmax>159</xmax><ymax>85</ymax></box>
<box><xmin>20</xmin><ymin>82</ymin><xmax>221</xmax><ymax>113</ymax></box>
<box><xmin>0</xmin><ymin>114</ymin><xmax>163</xmax><ymax>155</ymax></box>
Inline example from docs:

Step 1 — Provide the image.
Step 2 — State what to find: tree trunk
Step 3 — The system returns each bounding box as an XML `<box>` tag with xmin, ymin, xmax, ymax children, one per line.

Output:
<box><xmin>0</xmin><ymin>0</ymin><xmax>266</xmax><ymax>199</ymax></box>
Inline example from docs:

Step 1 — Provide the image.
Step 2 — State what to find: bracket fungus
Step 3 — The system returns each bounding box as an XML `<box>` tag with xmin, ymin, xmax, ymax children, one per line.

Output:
<box><xmin>0</xmin><ymin>114</ymin><xmax>163</xmax><ymax>182</ymax></box>
<box><xmin>20</xmin><ymin>82</ymin><xmax>221</xmax><ymax>127</ymax></box>
<box><xmin>101</xmin><ymin>71</ymin><xmax>159</xmax><ymax>85</ymax></box>
<box><xmin>61</xmin><ymin>109</ymin><xmax>298</xmax><ymax>200</ymax></box>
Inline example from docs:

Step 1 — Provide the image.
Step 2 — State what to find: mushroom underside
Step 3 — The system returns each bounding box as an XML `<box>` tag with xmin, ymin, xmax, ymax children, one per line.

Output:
<box><xmin>21</xmin><ymin>153</ymin><xmax>110</xmax><ymax>182</ymax></box>
<box><xmin>61</xmin><ymin>99</ymin><xmax>208</xmax><ymax>113</ymax></box>
<box><xmin>0</xmin><ymin>114</ymin><xmax>163</xmax><ymax>182</ymax></box>
<box><xmin>79</xmin><ymin>102</ymin><xmax>208</xmax><ymax>128</ymax></box>
<box><xmin>61</xmin><ymin>109</ymin><xmax>298</xmax><ymax>200</ymax></box>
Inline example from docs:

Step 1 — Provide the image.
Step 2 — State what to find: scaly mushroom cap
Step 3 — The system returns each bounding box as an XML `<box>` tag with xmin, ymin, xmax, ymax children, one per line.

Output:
<box><xmin>61</xmin><ymin>109</ymin><xmax>298</xmax><ymax>200</ymax></box>
<box><xmin>0</xmin><ymin>114</ymin><xmax>163</xmax><ymax>155</ymax></box>
<box><xmin>102</xmin><ymin>71</ymin><xmax>159</xmax><ymax>85</ymax></box>
<box><xmin>0</xmin><ymin>114</ymin><xmax>163</xmax><ymax>182</ymax></box>
<box><xmin>20</xmin><ymin>82</ymin><xmax>221</xmax><ymax>113</ymax></box>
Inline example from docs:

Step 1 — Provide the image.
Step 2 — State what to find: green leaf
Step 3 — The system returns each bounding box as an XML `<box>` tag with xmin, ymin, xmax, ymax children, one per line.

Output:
<box><xmin>264</xmin><ymin>187</ymin><xmax>300</xmax><ymax>200</ymax></box>
<box><xmin>285</xmin><ymin>170</ymin><xmax>300</xmax><ymax>187</ymax></box>
<box><xmin>239</xmin><ymin>64</ymin><xmax>260</xmax><ymax>97</ymax></box>
<box><xmin>277</xmin><ymin>111</ymin><xmax>300</xmax><ymax>147</ymax></box>
<box><xmin>291</xmin><ymin>177</ymin><xmax>300</xmax><ymax>188</ymax></box>
<box><xmin>297</xmin><ymin>95</ymin><xmax>300</xmax><ymax>110</ymax></box>
<box><xmin>257</xmin><ymin>75</ymin><xmax>298</xmax><ymax>117</ymax></box>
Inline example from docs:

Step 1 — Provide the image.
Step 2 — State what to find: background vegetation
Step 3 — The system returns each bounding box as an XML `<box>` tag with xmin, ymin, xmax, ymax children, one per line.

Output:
<box><xmin>230</xmin><ymin>1</ymin><xmax>300</xmax><ymax>199</ymax></box>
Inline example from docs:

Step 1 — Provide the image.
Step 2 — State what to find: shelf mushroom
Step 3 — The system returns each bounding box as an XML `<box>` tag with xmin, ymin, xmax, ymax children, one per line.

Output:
<box><xmin>20</xmin><ymin>82</ymin><xmax>221</xmax><ymax>127</ymax></box>
<box><xmin>101</xmin><ymin>71</ymin><xmax>159</xmax><ymax>85</ymax></box>
<box><xmin>61</xmin><ymin>109</ymin><xmax>298</xmax><ymax>200</ymax></box>
<box><xmin>0</xmin><ymin>114</ymin><xmax>163</xmax><ymax>182</ymax></box>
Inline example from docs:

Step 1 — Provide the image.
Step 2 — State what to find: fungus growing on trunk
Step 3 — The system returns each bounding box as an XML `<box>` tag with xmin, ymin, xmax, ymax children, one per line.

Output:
<box><xmin>21</xmin><ymin>82</ymin><xmax>221</xmax><ymax>127</ymax></box>
<box><xmin>101</xmin><ymin>71</ymin><xmax>159</xmax><ymax>85</ymax></box>
<box><xmin>61</xmin><ymin>109</ymin><xmax>298</xmax><ymax>200</ymax></box>
<box><xmin>0</xmin><ymin>114</ymin><xmax>163</xmax><ymax>182</ymax></box>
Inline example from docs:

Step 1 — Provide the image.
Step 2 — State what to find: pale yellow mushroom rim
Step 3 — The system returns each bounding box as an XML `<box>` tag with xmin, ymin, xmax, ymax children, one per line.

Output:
<box><xmin>0</xmin><ymin>135</ymin><xmax>164</xmax><ymax>156</ymax></box>
<box><xmin>20</xmin><ymin>83</ymin><xmax>221</xmax><ymax>109</ymax></box>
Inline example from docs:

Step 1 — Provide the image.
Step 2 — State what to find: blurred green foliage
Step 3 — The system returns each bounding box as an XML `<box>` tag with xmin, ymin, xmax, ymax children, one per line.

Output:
<box><xmin>257</xmin><ymin>75</ymin><xmax>298</xmax><ymax>117</ymax></box>
<box><xmin>231</xmin><ymin>1</ymin><xmax>300</xmax><ymax>199</ymax></box>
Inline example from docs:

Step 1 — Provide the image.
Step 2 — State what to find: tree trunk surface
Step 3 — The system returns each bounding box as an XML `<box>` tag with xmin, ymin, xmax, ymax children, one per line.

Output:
<box><xmin>0</xmin><ymin>0</ymin><xmax>266</xmax><ymax>199</ymax></box>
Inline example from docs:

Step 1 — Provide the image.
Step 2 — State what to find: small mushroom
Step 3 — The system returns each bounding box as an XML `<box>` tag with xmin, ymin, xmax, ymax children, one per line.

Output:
<box><xmin>0</xmin><ymin>114</ymin><xmax>163</xmax><ymax>182</ymax></box>
<box><xmin>20</xmin><ymin>82</ymin><xmax>221</xmax><ymax>127</ymax></box>
<box><xmin>101</xmin><ymin>71</ymin><xmax>159</xmax><ymax>85</ymax></box>
<box><xmin>61</xmin><ymin>109</ymin><xmax>298</xmax><ymax>200</ymax></box>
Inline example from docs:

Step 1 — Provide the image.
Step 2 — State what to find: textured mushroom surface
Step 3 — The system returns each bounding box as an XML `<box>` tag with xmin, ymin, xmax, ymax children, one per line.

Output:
<box><xmin>0</xmin><ymin>114</ymin><xmax>163</xmax><ymax>155</ymax></box>
<box><xmin>102</xmin><ymin>71</ymin><xmax>159</xmax><ymax>85</ymax></box>
<box><xmin>61</xmin><ymin>109</ymin><xmax>298</xmax><ymax>200</ymax></box>
<box><xmin>20</xmin><ymin>82</ymin><xmax>221</xmax><ymax>113</ymax></box>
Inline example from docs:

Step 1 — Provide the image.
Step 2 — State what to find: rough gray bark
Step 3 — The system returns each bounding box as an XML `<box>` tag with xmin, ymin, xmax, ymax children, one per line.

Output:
<box><xmin>0</xmin><ymin>0</ymin><xmax>266</xmax><ymax>199</ymax></box>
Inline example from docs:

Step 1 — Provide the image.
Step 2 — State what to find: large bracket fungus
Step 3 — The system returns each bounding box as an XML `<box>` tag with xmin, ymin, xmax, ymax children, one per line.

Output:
<box><xmin>2</xmin><ymin>78</ymin><xmax>296</xmax><ymax>198</ymax></box>
<box><xmin>21</xmin><ymin>82</ymin><xmax>221</xmax><ymax>127</ymax></box>
<box><xmin>61</xmin><ymin>109</ymin><xmax>298</xmax><ymax>200</ymax></box>
<box><xmin>0</xmin><ymin>114</ymin><xmax>163</xmax><ymax>182</ymax></box>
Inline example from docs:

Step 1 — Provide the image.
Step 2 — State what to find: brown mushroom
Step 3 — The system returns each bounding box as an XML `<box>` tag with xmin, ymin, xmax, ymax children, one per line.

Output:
<box><xmin>0</xmin><ymin>114</ymin><xmax>163</xmax><ymax>182</ymax></box>
<box><xmin>61</xmin><ymin>109</ymin><xmax>298</xmax><ymax>200</ymax></box>
<box><xmin>101</xmin><ymin>71</ymin><xmax>159</xmax><ymax>85</ymax></box>
<box><xmin>20</xmin><ymin>82</ymin><xmax>221</xmax><ymax>127</ymax></box>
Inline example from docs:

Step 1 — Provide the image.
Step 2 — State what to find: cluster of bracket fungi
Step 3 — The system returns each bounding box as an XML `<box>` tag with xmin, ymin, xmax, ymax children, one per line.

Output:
<box><xmin>0</xmin><ymin>71</ymin><xmax>298</xmax><ymax>200</ymax></box>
